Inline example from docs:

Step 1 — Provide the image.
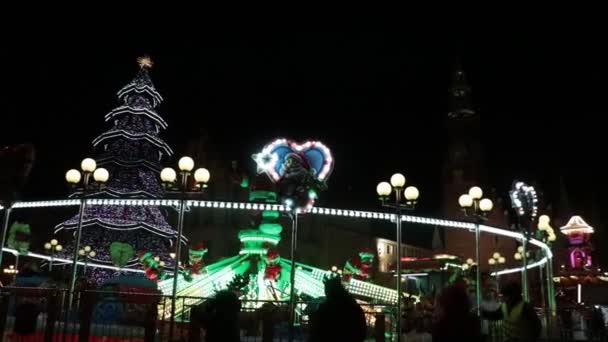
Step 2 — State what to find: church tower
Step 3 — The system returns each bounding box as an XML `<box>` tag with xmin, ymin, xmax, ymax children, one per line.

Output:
<box><xmin>441</xmin><ymin>65</ymin><xmax>514</xmax><ymax>270</ymax></box>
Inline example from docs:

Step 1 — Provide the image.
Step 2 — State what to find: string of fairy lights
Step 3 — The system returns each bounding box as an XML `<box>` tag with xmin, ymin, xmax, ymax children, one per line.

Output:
<box><xmin>0</xmin><ymin>198</ymin><xmax>552</xmax><ymax>277</ymax></box>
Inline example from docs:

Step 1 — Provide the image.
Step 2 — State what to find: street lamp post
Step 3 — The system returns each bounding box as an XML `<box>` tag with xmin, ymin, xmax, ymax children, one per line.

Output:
<box><xmin>64</xmin><ymin>158</ymin><xmax>109</xmax><ymax>310</ymax></box>
<box><xmin>78</xmin><ymin>245</ymin><xmax>96</xmax><ymax>274</ymax></box>
<box><xmin>537</xmin><ymin>214</ymin><xmax>557</xmax><ymax>335</ymax></box>
<box><xmin>287</xmin><ymin>209</ymin><xmax>299</xmax><ymax>342</ymax></box>
<box><xmin>488</xmin><ymin>252</ymin><xmax>506</xmax><ymax>292</ymax></box>
<box><xmin>514</xmin><ymin>246</ymin><xmax>532</xmax><ymax>301</ymax></box>
<box><xmin>0</xmin><ymin>205</ymin><xmax>13</xmax><ymax>269</ymax></box>
<box><xmin>44</xmin><ymin>239</ymin><xmax>63</xmax><ymax>271</ymax></box>
<box><xmin>458</xmin><ymin>186</ymin><xmax>493</xmax><ymax>316</ymax></box>
<box><xmin>160</xmin><ymin>156</ymin><xmax>210</xmax><ymax>338</ymax></box>
<box><xmin>376</xmin><ymin>173</ymin><xmax>419</xmax><ymax>342</ymax></box>
<box><xmin>508</xmin><ymin>181</ymin><xmax>540</xmax><ymax>303</ymax></box>
<box><xmin>3</xmin><ymin>265</ymin><xmax>18</xmax><ymax>282</ymax></box>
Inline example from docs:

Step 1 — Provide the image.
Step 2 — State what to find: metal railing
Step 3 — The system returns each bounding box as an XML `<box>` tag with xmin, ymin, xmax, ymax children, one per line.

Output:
<box><xmin>0</xmin><ymin>287</ymin><xmax>394</xmax><ymax>342</ymax></box>
<box><xmin>2</xmin><ymin>287</ymin><xmax>604</xmax><ymax>342</ymax></box>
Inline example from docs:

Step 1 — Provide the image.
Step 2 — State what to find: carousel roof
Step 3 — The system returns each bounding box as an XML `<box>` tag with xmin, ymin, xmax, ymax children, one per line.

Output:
<box><xmin>560</xmin><ymin>216</ymin><xmax>594</xmax><ymax>235</ymax></box>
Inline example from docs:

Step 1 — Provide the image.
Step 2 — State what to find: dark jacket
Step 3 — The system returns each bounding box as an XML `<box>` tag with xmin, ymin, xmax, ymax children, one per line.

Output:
<box><xmin>308</xmin><ymin>292</ymin><xmax>367</xmax><ymax>342</ymax></box>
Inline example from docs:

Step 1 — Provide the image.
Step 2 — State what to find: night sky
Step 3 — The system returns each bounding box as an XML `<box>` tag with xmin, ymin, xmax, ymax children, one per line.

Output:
<box><xmin>1</xmin><ymin>31</ymin><xmax>606</xmax><ymax>261</ymax></box>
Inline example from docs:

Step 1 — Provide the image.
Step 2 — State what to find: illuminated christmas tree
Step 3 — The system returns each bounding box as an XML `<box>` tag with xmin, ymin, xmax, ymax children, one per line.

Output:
<box><xmin>54</xmin><ymin>57</ymin><xmax>179</xmax><ymax>283</ymax></box>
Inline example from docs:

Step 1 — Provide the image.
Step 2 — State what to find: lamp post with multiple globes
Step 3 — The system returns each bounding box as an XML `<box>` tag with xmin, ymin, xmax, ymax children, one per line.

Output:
<box><xmin>376</xmin><ymin>173</ymin><xmax>419</xmax><ymax>342</ymax></box>
<box><xmin>537</xmin><ymin>214</ymin><xmax>557</xmax><ymax>323</ymax></box>
<box><xmin>160</xmin><ymin>156</ymin><xmax>210</xmax><ymax>338</ymax></box>
<box><xmin>44</xmin><ymin>239</ymin><xmax>63</xmax><ymax>271</ymax></box>
<box><xmin>488</xmin><ymin>252</ymin><xmax>506</xmax><ymax>291</ymax></box>
<box><xmin>64</xmin><ymin>157</ymin><xmax>109</xmax><ymax>309</ymax></box>
<box><xmin>3</xmin><ymin>265</ymin><xmax>18</xmax><ymax>282</ymax></box>
<box><xmin>458</xmin><ymin>186</ymin><xmax>493</xmax><ymax>315</ymax></box>
<box><xmin>78</xmin><ymin>245</ymin><xmax>97</xmax><ymax>274</ymax></box>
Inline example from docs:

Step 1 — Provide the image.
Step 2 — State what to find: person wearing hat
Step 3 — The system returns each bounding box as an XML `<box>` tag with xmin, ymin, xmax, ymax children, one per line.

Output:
<box><xmin>483</xmin><ymin>282</ymin><xmax>541</xmax><ymax>342</ymax></box>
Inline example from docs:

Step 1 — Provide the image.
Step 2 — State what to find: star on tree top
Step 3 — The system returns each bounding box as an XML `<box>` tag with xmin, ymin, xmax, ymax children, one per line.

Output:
<box><xmin>137</xmin><ymin>55</ymin><xmax>154</xmax><ymax>69</ymax></box>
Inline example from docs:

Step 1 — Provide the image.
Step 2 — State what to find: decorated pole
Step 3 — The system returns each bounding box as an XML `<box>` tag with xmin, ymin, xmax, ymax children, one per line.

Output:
<box><xmin>68</xmin><ymin>199</ymin><xmax>87</xmax><ymax>309</ymax></box>
<box><xmin>0</xmin><ymin>206</ymin><xmax>12</xmax><ymax>267</ymax></box>
<box><xmin>521</xmin><ymin>233</ymin><xmax>529</xmax><ymax>301</ymax></box>
<box><xmin>547</xmin><ymin>259</ymin><xmax>556</xmax><ymax>312</ymax></box>
<box><xmin>377</xmin><ymin>174</ymin><xmax>420</xmax><ymax>340</ymax></box>
<box><xmin>475</xmin><ymin>222</ymin><xmax>481</xmax><ymax>314</ymax></box>
<box><xmin>288</xmin><ymin>211</ymin><xmax>298</xmax><ymax>341</ymax></box>
<box><xmin>253</xmin><ymin>138</ymin><xmax>334</xmax><ymax>342</ymax></box>
<box><xmin>169</xmin><ymin>196</ymin><xmax>187</xmax><ymax>337</ymax></box>
<box><xmin>539</xmin><ymin>261</ymin><xmax>546</xmax><ymax>308</ymax></box>
<box><xmin>509</xmin><ymin>181</ymin><xmax>539</xmax><ymax>303</ymax></box>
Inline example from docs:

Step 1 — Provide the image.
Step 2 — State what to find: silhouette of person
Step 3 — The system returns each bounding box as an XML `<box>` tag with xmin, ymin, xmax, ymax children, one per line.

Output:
<box><xmin>432</xmin><ymin>284</ymin><xmax>482</xmax><ymax>342</ymax></box>
<box><xmin>483</xmin><ymin>282</ymin><xmax>541</xmax><ymax>342</ymax></box>
<box><xmin>308</xmin><ymin>277</ymin><xmax>366</xmax><ymax>342</ymax></box>
<box><xmin>192</xmin><ymin>290</ymin><xmax>241</xmax><ymax>342</ymax></box>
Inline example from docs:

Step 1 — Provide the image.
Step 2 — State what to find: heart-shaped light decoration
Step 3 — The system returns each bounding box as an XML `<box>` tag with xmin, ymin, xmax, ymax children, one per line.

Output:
<box><xmin>253</xmin><ymin>138</ymin><xmax>334</xmax><ymax>183</ymax></box>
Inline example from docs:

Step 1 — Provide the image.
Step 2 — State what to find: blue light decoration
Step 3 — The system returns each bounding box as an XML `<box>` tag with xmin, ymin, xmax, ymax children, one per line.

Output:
<box><xmin>253</xmin><ymin>139</ymin><xmax>334</xmax><ymax>212</ymax></box>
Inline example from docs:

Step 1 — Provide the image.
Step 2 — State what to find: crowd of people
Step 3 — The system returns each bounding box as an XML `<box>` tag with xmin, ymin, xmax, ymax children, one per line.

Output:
<box><xmin>189</xmin><ymin>277</ymin><xmax>550</xmax><ymax>342</ymax></box>
<box><xmin>3</xmin><ymin>262</ymin><xmax>606</xmax><ymax>341</ymax></box>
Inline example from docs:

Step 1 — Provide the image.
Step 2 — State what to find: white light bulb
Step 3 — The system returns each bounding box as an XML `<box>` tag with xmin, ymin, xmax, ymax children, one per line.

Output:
<box><xmin>93</xmin><ymin>168</ymin><xmax>110</xmax><ymax>183</ymax></box>
<box><xmin>194</xmin><ymin>168</ymin><xmax>210</xmax><ymax>184</ymax></box>
<box><xmin>178</xmin><ymin>156</ymin><xmax>195</xmax><ymax>172</ymax></box>
<box><xmin>517</xmin><ymin>246</ymin><xmax>524</xmax><ymax>253</ymax></box>
<box><xmin>479</xmin><ymin>198</ymin><xmax>493</xmax><ymax>212</ymax></box>
<box><xmin>44</xmin><ymin>243</ymin><xmax>52</xmax><ymax>250</ymax></box>
<box><xmin>81</xmin><ymin>158</ymin><xmax>97</xmax><ymax>173</ymax></box>
<box><xmin>79</xmin><ymin>249</ymin><xmax>85</xmax><ymax>256</ymax></box>
<box><xmin>160</xmin><ymin>168</ymin><xmax>177</xmax><ymax>183</ymax></box>
<box><xmin>404</xmin><ymin>186</ymin><xmax>419</xmax><ymax>201</ymax></box>
<box><xmin>458</xmin><ymin>194</ymin><xmax>473</xmax><ymax>208</ymax></box>
<box><xmin>89</xmin><ymin>251</ymin><xmax>96</xmax><ymax>258</ymax></box>
<box><xmin>65</xmin><ymin>169</ymin><xmax>82</xmax><ymax>184</ymax></box>
<box><xmin>50</xmin><ymin>239</ymin><xmax>58</xmax><ymax>246</ymax></box>
<box><xmin>390</xmin><ymin>173</ymin><xmax>406</xmax><ymax>188</ymax></box>
<box><xmin>55</xmin><ymin>245</ymin><xmax>63</xmax><ymax>252</ymax></box>
<box><xmin>376</xmin><ymin>182</ymin><xmax>392</xmax><ymax>197</ymax></box>
<box><xmin>84</xmin><ymin>246</ymin><xmax>91</xmax><ymax>252</ymax></box>
<box><xmin>469</xmin><ymin>186</ymin><xmax>483</xmax><ymax>200</ymax></box>
<box><xmin>489</xmin><ymin>258</ymin><xmax>496</xmax><ymax>265</ymax></box>
<box><xmin>466</xmin><ymin>258</ymin><xmax>474</xmax><ymax>265</ymax></box>
<box><xmin>514</xmin><ymin>252</ymin><xmax>522</xmax><ymax>260</ymax></box>
<box><xmin>493</xmin><ymin>252</ymin><xmax>501</xmax><ymax>259</ymax></box>
<box><xmin>498</xmin><ymin>257</ymin><xmax>506</xmax><ymax>264</ymax></box>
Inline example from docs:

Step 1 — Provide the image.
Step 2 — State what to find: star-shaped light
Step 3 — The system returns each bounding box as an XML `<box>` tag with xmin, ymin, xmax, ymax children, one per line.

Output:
<box><xmin>137</xmin><ymin>55</ymin><xmax>154</xmax><ymax>69</ymax></box>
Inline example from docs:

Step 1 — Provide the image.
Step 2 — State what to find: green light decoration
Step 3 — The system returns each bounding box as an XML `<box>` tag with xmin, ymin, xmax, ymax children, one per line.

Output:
<box><xmin>153</xmin><ymin>188</ymin><xmax>413</xmax><ymax>320</ymax></box>
<box><xmin>262</xmin><ymin>210</ymin><xmax>280</xmax><ymax>219</ymax></box>
<box><xmin>110</xmin><ymin>242</ymin><xmax>135</xmax><ymax>268</ymax></box>
<box><xmin>258</xmin><ymin>222</ymin><xmax>282</xmax><ymax>236</ymax></box>
<box><xmin>239</xmin><ymin>249</ymin><xmax>268</xmax><ymax>255</ymax></box>
<box><xmin>7</xmin><ymin>222</ymin><xmax>31</xmax><ymax>254</ymax></box>
<box><xmin>249</xmin><ymin>190</ymin><xmax>277</xmax><ymax>203</ymax></box>
<box><xmin>226</xmin><ymin>273</ymin><xmax>249</xmax><ymax>293</ymax></box>
<box><xmin>240</xmin><ymin>176</ymin><xmax>250</xmax><ymax>189</ymax></box>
